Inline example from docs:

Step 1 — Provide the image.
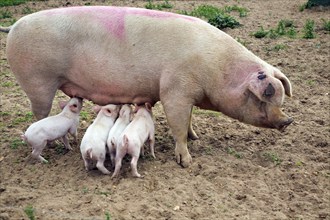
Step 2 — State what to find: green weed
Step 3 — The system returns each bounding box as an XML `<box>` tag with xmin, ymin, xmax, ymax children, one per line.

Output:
<box><xmin>303</xmin><ymin>19</ymin><xmax>316</xmax><ymax>39</ymax></box>
<box><xmin>188</xmin><ymin>5</ymin><xmax>223</xmax><ymax>20</ymax></box>
<box><xmin>227</xmin><ymin>147</ymin><xmax>242</xmax><ymax>159</ymax></box>
<box><xmin>272</xmin><ymin>44</ymin><xmax>286</xmax><ymax>52</ymax></box>
<box><xmin>322</xmin><ymin>18</ymin><xmax>330</xmax><ymax>31</ymax></box>
<box><xmin>263</xmin><ymin>152</ymin><xmax>282</xmax><ymax>165</ymax></box>
<box><xmin>268</xmin><ymin>29</ymin><xmax>279</xmax><ymax>39</ymax></box>
<box><xmin>12</xmin><ymin>112</ymin><xmax>34</xmax><ymax>125</ymax></box>
<box><xmin>1</xmin><ymin>81</ymin><xmax>15</xmax><ymax>87</ymax></box>
<box><xmin>10</xmin><ymin>138</ymin><xmax>26</xmax><ymax>149</ymax></box>
<box><xmin>105</xmin><ymin>211</ymin><xmax>112</xmax><ymax>220</ymax></box>
<box><xmin>0</xmin><ymin>10</ymin><xmax>12</xmax><ymax>19</ymax></box>
<box><xmin>22</xmin><ymin>6</ymin><xmax>33</xmax><ymax>14</ymax></box>
<box><xmin>253</xmin><ymin>26</ymin><xmax>268</xmax><ymax>38</ymax></box>
<box><xmin>224</xmin><ymin>5</ymin><xmax>248</xmax><ymax>17</ymax></box>
<box><xmin>80</xmin><ymin>111</ymin><xmax>91</xmax><ymax>120</ymax></box>
<box><xmin>276</xmin><ymin>20</ymin><xmax>287</xmax><ymax>36</ymax></box>
<box><xmin>145</xmin><ymin>0</ymin><xmax>173</xmax><ymax>10</ymax></box>
<box><xmin>287</xmin><ymin>27</ymin><xmax>297</xmax><ymax>38</ymax></box>
<box><xmin>209</xmin><ymin>13</ymin><xmax>240</xmax><ymax>29</ymax></box>
<box><xmin>24</xmin><ymin>205</ymin><xmax>35</xmax><ymax>220</ymax></box>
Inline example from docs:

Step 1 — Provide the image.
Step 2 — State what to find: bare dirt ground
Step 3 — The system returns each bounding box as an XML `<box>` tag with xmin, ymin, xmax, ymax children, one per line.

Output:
<box><xmin>0</xmin><ymin>0</ymin><xmax>329</xmax><ymax>219</ymax></box>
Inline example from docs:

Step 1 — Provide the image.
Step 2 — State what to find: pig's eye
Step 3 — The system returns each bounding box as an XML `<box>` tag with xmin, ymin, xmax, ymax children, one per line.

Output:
<box><xmin>107</xmin><ymin>109</ymin><xmax>112</xmax><ymax>114</ymax></box>
<box><xmin>73</xmin><ymin>104</ymin><xmax>77</xmax><ymax>108</ymax></box>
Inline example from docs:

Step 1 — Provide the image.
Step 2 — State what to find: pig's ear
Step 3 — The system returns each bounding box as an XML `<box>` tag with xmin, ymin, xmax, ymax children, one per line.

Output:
<box><xmin>274</xmin><ymin>70</ymin><xmax>292</xmax><ymax>97</ymax></box>
<box><xmin>92</xmin><ymin>105</ymin><xmax>101</xmax><ymax>113</ymax></box>
<box><xmin>59</xmin><ymin>101</ymin><xmax>68</xmax><ymax>110</ymax></box>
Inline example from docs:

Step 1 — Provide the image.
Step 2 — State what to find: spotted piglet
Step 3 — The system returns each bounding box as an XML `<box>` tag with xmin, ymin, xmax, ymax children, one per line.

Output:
<box><xmin>112</xmin><ymin>103</ymin><xmax>155</xmax><ymax>178</ymax></box>
<box><xmin>106</xmin><ymin>104</ymin><xmax>133</xmax><ymax>167</ymax></box>
<box><xmin>80</xmin><ymin>104</ymin><xmax>120</xmax><ymax>175</ymax></box>
<box><xmin>21</xmin><ymin>97</ymin><xmax>83</xmax><ymax>163</ymax></box>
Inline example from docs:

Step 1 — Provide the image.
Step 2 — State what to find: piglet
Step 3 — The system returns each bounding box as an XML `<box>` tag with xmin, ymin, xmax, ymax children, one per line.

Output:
<box><xmin>112</xmin><ymin>103</ymin><xmax>155</xmax><ymax>178</ymax></box>
<box><xmin>21</xmin><ymin>97</ymin><xmax>83</xmax><ymax>163</ymax></box>
<box><xmin>106</xmin><ymin>104</ymin><xmax>133</xmax><ymax>167</ymax></box>
<box><xmin>80</xmin><ymin>104</ymin><xmax>120</xmax><ymax>175</ymax></box>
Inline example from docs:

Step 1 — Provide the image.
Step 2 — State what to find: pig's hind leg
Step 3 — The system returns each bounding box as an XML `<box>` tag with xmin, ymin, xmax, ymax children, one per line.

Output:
<box><xmin>61</xmin><ymin>135</ymin><xmax>72</xmax><ymax>150</ymax></box>
<box><xmin>31</xmin><ymin>141</ymin><xmax>48</xmax><ymax>163</ymax></box>
<box><xmin>96</xmin><ymin>153</ymin><xmax>111</xmax><ymax>175</ymax></box>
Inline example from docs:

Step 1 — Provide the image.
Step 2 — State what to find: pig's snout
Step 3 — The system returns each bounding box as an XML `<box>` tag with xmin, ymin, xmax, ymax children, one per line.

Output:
<box><xmin>276</xmin><ymin>117</ymin><xmax>293</xmax><ymax>132</ymax></box>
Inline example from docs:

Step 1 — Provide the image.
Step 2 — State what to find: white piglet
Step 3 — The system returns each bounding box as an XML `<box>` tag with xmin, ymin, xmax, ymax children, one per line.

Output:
<box><xmin>80</xmin><ymin>104</ymin><xmax>120</xmax><ymax>175</ymax></box>
<box><xmin>106</xmin><ymin>104</ymin><xmax>133</xmax><ymax>166</ymax></box>
<box><xmin>112</xmin><ymin>103</ymin><xmax>155</xmax><ymax>178</ymax></box>
<box><xmin>21</xmin><ymin>97</ymin><xmax>83</xmax><ymax>163</ymax></box>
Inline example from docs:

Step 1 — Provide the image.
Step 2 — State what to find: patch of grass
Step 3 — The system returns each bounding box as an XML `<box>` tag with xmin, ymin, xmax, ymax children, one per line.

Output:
<box><xmin>10</xmin><ymin>138</ymin><xmax>26</xmax><ymax>149</ymax></box>
<box><xmin>145</xmin><ymin>0</ymin><xmax>173</xmax><ymax>10</ymax></box>
<box><xmin>268</xmin><ymin>29</ymin><xmax>279</xmax><ymax>39</ymax></box>
<box><xmin>80</xmin><ymin>111</ymin><xmax>91</xmax><ymax>121</ymax></box>
<box><xmin>1</xmin><ymin>81</ymin><xmax>15</xmax><ymax>87</ymax></box>
<box><xmin>236</xmin><ymin>37</ymin><xmax>248</xmax><ymax>47</ymax></box>
<box><xmin>188</xmin><ymin>4</ymin><xmax>223</xmax><ymax>20</ymax></box>
<box><xmin>276</xmin><ymin>20</ymin><xmax>287</xmax><ymax>36</ymax></box>
<box><xmin>105</xmin><ymin>211</ymin><xmax>112</xmax><ymax>220</ymax></box>
<box><xmin>82</xmin><ymin>187</ymin><xmax>89</xmax><ymax>194</ymax></box>
<box><xmin>224</xmin><ymin>5</ymin><xmax>248</xmax><ymax>17</ymax></box>
<box><xmin>22</xmin><ymin>6</ymin><xmax>33</xmax><ymax>14</ymax></box>
<box><xmin>95</xmin><ymin>189</ymin><xmax>111</xmax><ymax>197</ymax></box>
<box><xmin>263</xmin><ymin>152</ymin><xmax>282</xmax><ymax>165</ymax></box>
<box><xmin>24</xmin><ymin>205</ymin><xmax>35</xmax><ymax>220</ymax></box>
<box><xmin>227</xmin><ymin>147</ymin><xmax>242</xmax><ymax>159</ymax></box>
<box><xmin>272</xmin><ymin>44</ymin><xmax>287</xmax><ymax>52</ymax></box>
<box><xmin>252</xmin><ymin>26</ymin><xmax>268</xmax><ymax>38</ymax></box>
<box><xmin>303</xmin><ymin>19</ymin><xmax>316</xmax><ymax>39</ymax></box>
<box><xmin>0</xmin><ymin>10</ymin><xmax>12</xmax><ymax>19</ymax></box>
<box><xmin>0</xmin><ymin>0</ymin><xmax>47</xmax><ymax>7</ymax></box>
<box><xmin>208</xmin><ymin>13</ymin><xmax>240</xmax><ymax>29</ymax></box>
<box><xmin>287</xmin><ymin>27</ymin><xmax>297</xmax><ymax>38</ymax></box>
<box><xmin>321</xmin><ymin>18</ymin><xmax>330</xmax><ymax>31</ymax></box>
<box><xmin>12</xmin><ymin>111</ymin><xmax>34</xmax><ymax>125</ymax></box>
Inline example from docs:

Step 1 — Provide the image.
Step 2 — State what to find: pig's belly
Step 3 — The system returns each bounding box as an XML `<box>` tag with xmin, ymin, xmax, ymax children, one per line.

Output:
<box><xmin>59</xmin><ymin>76</ymin><xmax>160</xmax><ymax>106</ymax></box>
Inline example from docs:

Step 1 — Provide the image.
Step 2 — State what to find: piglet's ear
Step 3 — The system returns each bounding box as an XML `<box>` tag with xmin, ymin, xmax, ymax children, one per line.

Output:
<box><xmin>59</xmin><ymin>101</ymin><xmax>68</xmax><ymax>110</ymax></box>
<box><xmin>92</xmin><ymin>105</ymin><xmax>101</xmax><ymax>113</ymax></box>
<box><xmin>274</xmin><ymin>70</ymin><xmax>292</xmax><ymax>97</ymax></box>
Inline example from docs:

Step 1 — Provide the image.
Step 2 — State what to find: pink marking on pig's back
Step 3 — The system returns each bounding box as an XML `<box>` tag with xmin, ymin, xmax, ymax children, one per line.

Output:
<box><xmin>41</xmin><ymin>6</ymin><xmax>198</xmax><ymax>40</ymax></box>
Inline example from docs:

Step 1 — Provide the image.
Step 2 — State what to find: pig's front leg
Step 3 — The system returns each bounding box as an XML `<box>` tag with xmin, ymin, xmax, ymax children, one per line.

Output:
<box><xmin>162</xmin><ymin>99</ymin><xmax>193</xmax><ymax>167</ymax></box>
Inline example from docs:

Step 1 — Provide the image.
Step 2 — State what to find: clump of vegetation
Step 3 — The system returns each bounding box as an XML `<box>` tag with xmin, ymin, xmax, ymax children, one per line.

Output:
<box><xmin>227</xmin><ymin>147</ymin><xmax>242</xmax><ymax>159</ymax></box>
<box><xmin>145</xmin><ymin>0</ymin><xmax>173</xmax><ymax>10</ymax></box>
<box><xmin>303</xmin><ymin>19</ymin><xmax>316</xmax><ymax>39</ymax></box>
<box><xmin>263</xmin><ymin>152</ymin><xmax>282</xmax><ymax>165</ymax></box>
<box><xmin>322</xmin><ymin>18</ymin><xmax>330</xmax><ymax>32</ymax></box>
<box><xmin>224</xmin><ymin>5</ymin><xmax>248</xmax><ymax>17</ymax></box>
<box><xmin>208</xmin><ymin>13</ymin><xmax>240</xmax><ymax>29</ymax></box>
<box><xmin>24</xmin><ymin>205</ymin><xmax>36</xmax><ymax>220</ymax></box>
<box><xmin>253</xmin><ymin>19</ymin><xmax>299</xmax><ymax>39</ymax></box>
<box><xmin>0</xmin><ymin>10</ymin><xmax>12</xmax><ymax>19</ymax></box>
<box><xmin>252</xmin><ymin>26</ymin><xmax>268</xmax><ymax>38</ymax></box>
<box><xmin>184</xmin><ymin>4</ymin><xmax>241</xmax><ymax>30</ymax></box>
<box><xmin>22</xmin><ymin>6</ymin><xmax>34</xmax><ymax>14</ymax></box>
<box><xmin>105</xmin><ymin>211</ymin><xmax>112</xmax><ymax>220</ymax></box>
<box><xmin>10</xmin><ymin>138</ymin><xmax>26</xmax><ymax>149</ymax></box>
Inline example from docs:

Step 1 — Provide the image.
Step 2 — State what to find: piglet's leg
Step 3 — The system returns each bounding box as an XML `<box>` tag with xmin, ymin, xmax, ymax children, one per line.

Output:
<box><xmin>62</xmin><ymin>135</ymin><xmax>72</xmax><ymax>150</ymax></box>
<box><xmin>31</xmin><ymin>142</ymin><xmax>48</xmax><ymax>163</ymax></box>
<box><xmin>149</xmin><ymin>135</ymin><xmax>156</xmax><ymax>159</ymax></box>
<box><xmin>131</xmin><ymin>155</ymin><xmax>142</xmax><ymax>178</ymax></box>
<box><xmin>112</xmin><ymin>148</ymin><xmax>126</xmax><ymax>178</ymax></box>
<box><xmin>96</xmin><ymin>154</ymin><xmax>111</xmax><ymax>175</ymax></box>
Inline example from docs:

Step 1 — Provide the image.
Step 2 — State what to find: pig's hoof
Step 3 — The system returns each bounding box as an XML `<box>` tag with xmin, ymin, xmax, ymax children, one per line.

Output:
<box><xmin>176</xmin><ymin>153</ymin><xmax>192</xmax><ymax>168</ymax></box>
